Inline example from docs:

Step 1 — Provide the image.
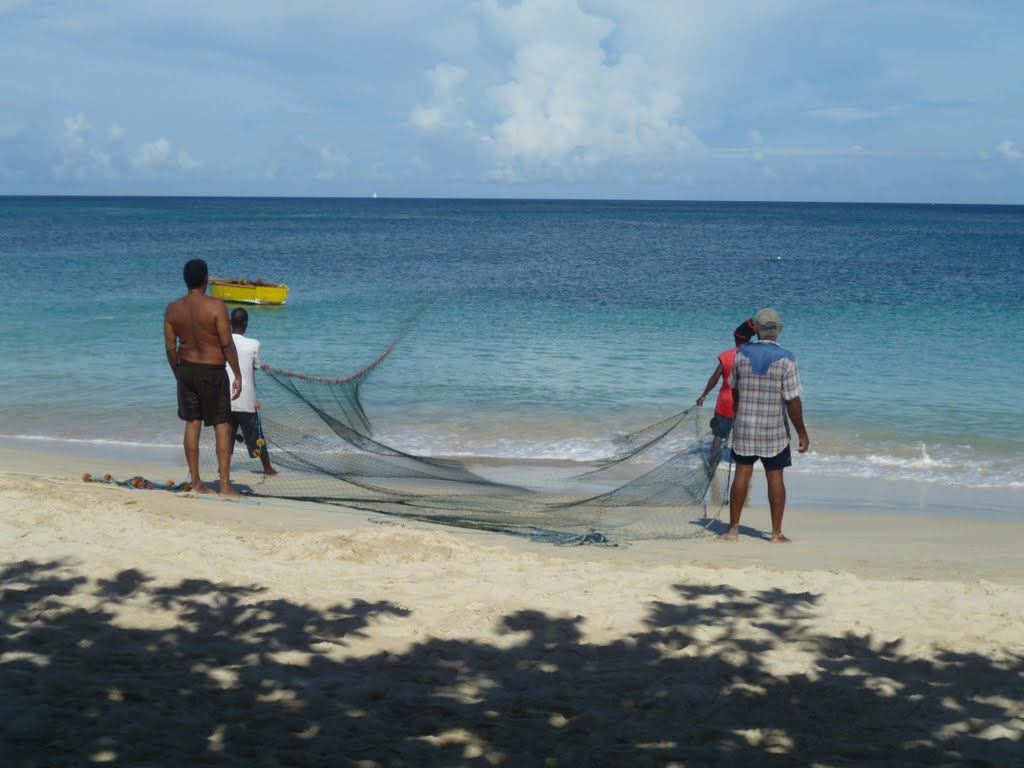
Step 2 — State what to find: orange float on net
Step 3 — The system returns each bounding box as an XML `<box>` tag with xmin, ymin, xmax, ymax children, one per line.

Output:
<box><xmin>298</xmin><ymin>373</ymin><xmax>305</xmax><ymax>380</ymax></box>
<box><xmin>254</xmin><ymin>401</ymin><xmax>261</xmax><ymax>410</ymax></box>
<box><xmin>256</xmin><ymin>438</ymin><xmax>266</xmax><ymax>447</ymax></box>
<box><xmin>82</xmin><ymin>473</ymin><xmax>92</xmax><ymax>483</ymax></box>
<box><xmin>261</xmin><ymin>363</ymin><xmax>269</xmax><ymax>370</ymax></box>
<box><xmin>181</xmin><ymin>482</ymin><xmax>192</xmax><ymax>492</ymax></box>
<box><xmin>103</xmin><ymin>473</ymin><xmax>112</xmax><ymax>481</ymax></box>
<box><xmin>165</xmin><ymin>481</ymin><xmax>174</xmax><ymax>489</ymax></box>
<box><xmin>275</xmin><ymin>368</ymin><xmax>282</xmax><ymax>374</ymax></box>
<box><xmin>252</xmin><ymin>449</ymin><xmax>261</xmax><ymax>458</ymax></box>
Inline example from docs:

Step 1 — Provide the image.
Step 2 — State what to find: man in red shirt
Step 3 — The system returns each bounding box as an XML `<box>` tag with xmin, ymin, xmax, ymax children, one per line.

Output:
<box><xmin>696</xmin><ymin>319</ymin><xmax>756</xmax><ymax>467</ymax></box>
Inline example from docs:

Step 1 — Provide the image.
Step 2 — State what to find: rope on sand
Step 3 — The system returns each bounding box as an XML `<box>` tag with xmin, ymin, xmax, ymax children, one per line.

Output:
<box><xmin>81</xmin><ymin>473</ymin><xmax>192</xmax><ymax>492</ymax></box>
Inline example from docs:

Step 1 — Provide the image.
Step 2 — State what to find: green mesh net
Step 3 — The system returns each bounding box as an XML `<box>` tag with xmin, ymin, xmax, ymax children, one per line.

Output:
<box><xmin>203</xmin><ymin>319</ymin><xmax>729</xmax><ymax>543</ymax></box>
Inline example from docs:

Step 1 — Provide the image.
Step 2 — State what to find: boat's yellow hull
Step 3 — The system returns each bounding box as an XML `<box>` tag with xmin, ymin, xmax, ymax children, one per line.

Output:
<box><xmin>209</xmin><ymin>279</ymin><xmax>288</xmax><ymax>305</ymax></box>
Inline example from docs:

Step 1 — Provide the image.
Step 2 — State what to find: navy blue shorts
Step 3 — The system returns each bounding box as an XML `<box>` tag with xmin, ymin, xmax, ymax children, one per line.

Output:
<box><xmin>731</xmin><ymin>444</ymin><xmax>792</xmax><ymax>471</ymax></box>
<box><xmin>709</xmin><ymin>413</ymin><xmax>734</xmax><ymax>439</ymax></box>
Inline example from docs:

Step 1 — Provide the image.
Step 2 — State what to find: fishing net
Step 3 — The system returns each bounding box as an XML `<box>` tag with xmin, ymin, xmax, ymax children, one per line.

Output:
<box><xmin>201</xmin><ymin>317</ymin><xmax>730</xmax><ymax>543</ymax></box>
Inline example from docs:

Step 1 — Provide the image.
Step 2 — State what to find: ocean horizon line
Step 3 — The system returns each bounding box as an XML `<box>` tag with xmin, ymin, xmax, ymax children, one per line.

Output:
<box><xmin>2</xmin><ymin>194</ymin><xmax>1023</xmax><ymax>209</ymax></box>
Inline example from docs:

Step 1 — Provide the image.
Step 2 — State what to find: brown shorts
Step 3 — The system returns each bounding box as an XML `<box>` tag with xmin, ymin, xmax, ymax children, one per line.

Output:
<box><xmin>177</xmin><ymin>360</ymin><xmax>231</xmax><ymax>426</ymax></box>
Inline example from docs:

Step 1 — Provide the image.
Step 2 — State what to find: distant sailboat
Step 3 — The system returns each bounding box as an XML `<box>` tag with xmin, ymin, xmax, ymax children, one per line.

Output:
<box><xmin>372</xmin><ymin>192</ymin><xmax>378</xmax><ymax>199</ymax></box>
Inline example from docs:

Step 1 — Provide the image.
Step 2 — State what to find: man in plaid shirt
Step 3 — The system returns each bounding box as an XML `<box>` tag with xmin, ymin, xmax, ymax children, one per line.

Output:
<box><xmin>724</xmin><ymin>308</ymin><xmax>809</xmax><ymax>543</ymax></box>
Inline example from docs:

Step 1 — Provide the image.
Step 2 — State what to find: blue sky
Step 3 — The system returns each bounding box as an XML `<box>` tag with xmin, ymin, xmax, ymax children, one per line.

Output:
<box><xmin>1</xmin><ymin>0</ymin><xmax>1021</xmax><ymax>202</ymax></box>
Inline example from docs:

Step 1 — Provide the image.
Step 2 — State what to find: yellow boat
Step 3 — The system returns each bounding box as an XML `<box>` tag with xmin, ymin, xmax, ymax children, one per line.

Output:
<box><xmin>209</xmin><ymin>278</ymin><xmax>289</xmax><ymax>306</ymax></box>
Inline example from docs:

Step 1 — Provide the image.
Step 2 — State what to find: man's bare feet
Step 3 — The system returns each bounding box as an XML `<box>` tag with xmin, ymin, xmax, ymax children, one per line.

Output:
<box><xmin>218</xmin><ymin>483</ymin><xmax>242</xmax><ymax>498</ymax></box>
<box><xmin>770</xmin><ymin>533</ymin><xmax>791</xmax><ymax>543</ymax></box>
<box><xmin>190</xmin><ymin>482</ymin><xmax>213</xmax><ymax>494</ymax></box>
<box><xmin>721</xmin><ymin>529</ymin><xmax>740</xmax><ymax>542</ymax></box>
<box><xmin>263</xmin><ymin>467</ymin><xmax>279</xmax><ymax>476</ymax></box>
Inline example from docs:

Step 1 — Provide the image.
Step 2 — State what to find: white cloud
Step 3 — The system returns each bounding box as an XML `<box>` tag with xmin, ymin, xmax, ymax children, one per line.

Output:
<box><xmin>52</xmin><ymin>153</ymin><xmax>115</xmax><ymax>180</ymax></box>
<box><xmin>61</xmin><ymin>112</ymin><xmax>91</xmax><ymax>151</ymax></box>
<box><xmin>411</xmin><ymin>63</ymin><xmax>469</xmax><ymax>131</ymax></box>
<box><xmin>48</xmin><ymin>114</ymin><xmax>196</xmax><ymax>180</ymax></box>
<box><xmin>476</xmin><ymin>0</ymin><xmax>615</xmax><ymax>49</ymax></box>
<box><xmin>315</xmin><ymin>147</ymin><xmax>348</xmax><ymax>180</ymax></box>
<box><xmin>177</xmin><ymin>149</ymin><xmax>199</xmax><ymax>170</ymax></box>
<box><xmin>51</xmin><ymin>112</ymin><xmax>118</xmax><ymax>179</ymax></box>
<box><xmin>426</xmin><ymin>61</ymin><xmax>467</xmax><ymax>93</ymax></box>
<box><xmin>995</xmin><ymin>140</ymin><xmax>1022</xmax><ymax>162</ymax></box>
<box><xmin>50</xmin><ymin>159</ymin><xmax>78</xmax><ymax>180</ymax></box>
<box><xmin>298</xmin><ymin>136</ymin><xmax>350</xmax><ymax>181</ymax></box>
<box><xmin>130</xmin><ymin>138</ymin><xmax>200</xmax><ymax>172</ymax></box>
<box><xmin>410</xmin><ymin>105</ymin><xmax>444</xmax><ymax>131</ymax></box>
<box><xmin>88</xmin><ymin>148</ymin><xmax>116</xmax><ymax>178</ymax></box>
<box><xmin>131</xmin><ymin>138</ymin><xmax>171</xmax><ymax>168</ymax></box>
<box><xmin>470</xmin><ymin>0</ymin><xmax>696</xmax><ymax>179</ymax></box>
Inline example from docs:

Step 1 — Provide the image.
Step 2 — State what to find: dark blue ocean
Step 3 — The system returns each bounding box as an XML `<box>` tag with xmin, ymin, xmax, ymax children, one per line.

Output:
<box><xmin>1</xmin><ymin>197</ymin><xmax>1022</xmax><ymax>500</ymax></box>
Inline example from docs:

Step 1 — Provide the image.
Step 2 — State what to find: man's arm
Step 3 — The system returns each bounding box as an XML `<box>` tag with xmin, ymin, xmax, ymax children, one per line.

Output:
<box><xmin>163</xmin><ymin>307</ymin><xmax>179</xmax><ymax>377</ymax></box>
<box><xmin>216</xmin><ymin>306</ymin><xmax>243</xmax><ymax>400</ymax></box>
<box><xmin>785</xmin><ymin>396</ymin><xmax>810</xmax><ymax>453</ymax></box>
<box><xmin>696</xmin><ymin>362</ymin><xmax>724</xmax><ymax>406</ymax></box>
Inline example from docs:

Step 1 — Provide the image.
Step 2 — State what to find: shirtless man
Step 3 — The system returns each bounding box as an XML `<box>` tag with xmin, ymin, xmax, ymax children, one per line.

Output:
<box><xmin>164</xmin><ymin>259</ymin><xmax>243</xmax><ymax>496</ymax></box>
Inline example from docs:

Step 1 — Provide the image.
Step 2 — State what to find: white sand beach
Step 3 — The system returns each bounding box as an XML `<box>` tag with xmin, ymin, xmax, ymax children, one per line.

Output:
<box><xmin>2</xmin><ymin>445</ymin><xmax>1022</xmax><ymax>766</ymax></box>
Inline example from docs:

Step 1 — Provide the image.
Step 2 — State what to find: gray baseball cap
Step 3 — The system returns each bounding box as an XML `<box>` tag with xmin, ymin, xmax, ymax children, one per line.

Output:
<box><xmin>754</xmin><ymin>307</ymin><xmax>783</xmax><ymax>334</ymax></box>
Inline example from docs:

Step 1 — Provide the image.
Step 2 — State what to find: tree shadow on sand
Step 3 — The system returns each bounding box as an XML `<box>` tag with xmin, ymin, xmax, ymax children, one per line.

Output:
<box><xmin>2</xmin><ymin>560</ymin><xmax>1021</xmax><ymax>766</ymax></box>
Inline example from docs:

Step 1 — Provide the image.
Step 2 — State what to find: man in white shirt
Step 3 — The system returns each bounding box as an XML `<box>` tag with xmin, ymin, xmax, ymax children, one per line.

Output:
<box><xmin>226</xmin><ymin>308</ymin><xmax>277</xmax><ymax>475</ymax></box>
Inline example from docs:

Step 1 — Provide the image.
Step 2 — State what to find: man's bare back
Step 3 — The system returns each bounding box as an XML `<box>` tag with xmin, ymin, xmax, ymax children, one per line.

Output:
<box><xmin>164</xmin><ymin>291</ymin><xmax>235</xmax><ymax>367</ymax></box>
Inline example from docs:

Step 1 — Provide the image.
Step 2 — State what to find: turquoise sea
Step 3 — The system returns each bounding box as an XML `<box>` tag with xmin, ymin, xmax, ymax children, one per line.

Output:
<box><xmin>1</xmin><ymin>197</ymin><xmax>1021</xmax><ymax>515</ymax></box>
